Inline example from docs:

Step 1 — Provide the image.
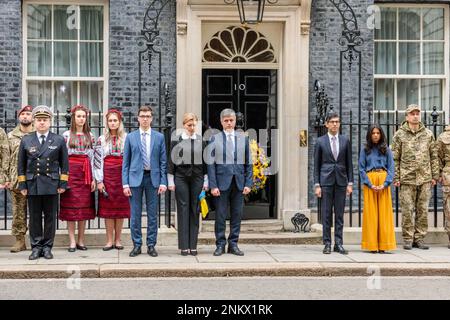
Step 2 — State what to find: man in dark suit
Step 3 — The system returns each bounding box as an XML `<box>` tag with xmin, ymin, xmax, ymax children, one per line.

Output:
<box><xmin>17</xmin><ymin>105</ymin><xmax>69</xmax><ymax>260</ymax></box>
<box><xmin>314</xmin><ymin>112</ymin><xmax>353</xmax><ymax>255</ymax></box>
<box><xmin>207</xmin><ymin>109</ymin><xmax>253</xmax><ymax>256</ymax></box>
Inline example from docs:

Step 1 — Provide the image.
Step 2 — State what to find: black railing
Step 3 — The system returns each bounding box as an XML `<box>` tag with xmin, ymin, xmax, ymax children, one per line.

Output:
<box><xmin>1</xmin><ymin>109</ymin><xmax>174</xmax><ymax>231</ymax></box>
<box><xmin>314</xmin><ymin>106</ymin><xmax>447</xmax><ymax>229</ymax></box>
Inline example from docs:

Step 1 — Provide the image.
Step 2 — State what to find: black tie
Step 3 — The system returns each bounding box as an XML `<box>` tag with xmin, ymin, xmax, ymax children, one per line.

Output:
<box><xmin>40</xmin><ymin>135</ymin><xmax>45</xmax><ymax>146</ymax></box>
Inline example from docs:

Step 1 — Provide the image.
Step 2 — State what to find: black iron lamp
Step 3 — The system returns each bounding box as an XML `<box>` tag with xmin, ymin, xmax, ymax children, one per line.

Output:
<box><xmin>225</xmin><ymin>0</ymin><xmax>278</xmax><ymax>25</ymax></box>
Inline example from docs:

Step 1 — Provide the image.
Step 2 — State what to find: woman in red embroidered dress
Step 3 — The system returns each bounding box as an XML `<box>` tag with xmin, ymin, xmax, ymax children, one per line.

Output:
<box><xmin>60</xmin><ymin>105</ymin><xmax>96</xmax><ymax>252</ymax></box>
<box><xmin>94</xmin><ymin>110</ymin><xmax>130</xmax><ymax>251</ymax></box>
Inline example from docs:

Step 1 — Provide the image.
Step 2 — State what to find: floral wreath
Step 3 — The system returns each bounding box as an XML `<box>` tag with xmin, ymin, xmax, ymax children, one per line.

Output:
<box><xmin>106</xmin><ymin>109</ymin><xmax>123</xmax><ymax>121</ymax></box>
<box><xmin>71</xmin><ymin>104</ymin><xmax>90</xmax><ymax>116</ymax></box>
<box><xmin>249</xmin><ymin>139</ymin><xmax>270</xmax><ymax>193</ymax></box>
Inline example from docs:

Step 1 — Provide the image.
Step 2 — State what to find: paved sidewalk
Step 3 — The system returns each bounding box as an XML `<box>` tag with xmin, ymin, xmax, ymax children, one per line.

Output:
<box><xmin>1</xmin><ymin>244</ymin><xmax>450</xmax><ymax>278</ymax></box>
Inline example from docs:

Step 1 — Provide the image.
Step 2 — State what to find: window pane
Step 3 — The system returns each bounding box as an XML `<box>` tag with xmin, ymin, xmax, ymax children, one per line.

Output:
<box><xmin>423</xmin><ymin>43</ymin><xmax>444</xmax><ymax>75</ymax></box>
<box><xmin>423</xmin><ymin>8</ymin><xmax>444</xmax><ymax>40</ymax></box>
<box><xmin>27</xmin><ymin>81</ymin><xmax>51</xmax><ymax>106</ymax></box>
<box><xmin>399</xmin><ymin>43</ymin><xmax>420</xmax><ymax>74</ymax></box>
<box><xmin>27</xmin><ymin>5</ymin><xmax>51</xmax><ymax>39</ymax></box>
<box><xmin>375</xmin><ymin>42</ymin><xmax>396</xmax><ymax>74</ymax></box>
<box><xmin>421</xmin><ymin>79</ymin><xmax>442</xmax><ymax>111</ymax></box>
<box><xmin>80</xmin><ymin>82</ymin><xmax>103</xmax><ymax>113</ymax></box>
<box><xmin>80</xmin><ymin>6</ymin><xmax>103</xmax><ymax>40</ymax></box>
<box><xmin>54</xmin><ymin>81</ymin><xmax>77</xmax><ymax>113</ymax></box>
<box><xmin>54</xmin><ymin>5</ymin><xmax>77</xmax><ymax>40</ymax></box>
<box><xmin>80</xmin><ymin>43</ymin><xmax>103</xmax><ymax>77</ymax></box>
<box><xmin>54</xmin><ymin>42</ymin><xmax>78</xmax><ymax>76</ymax></box>
<box><xmin>397</xmin><ymin>79</ymin><xmax>419</xmax><ymax>110</ymax></box>
<box><xmin>375</xmin><ymin>8</ymin><xmax>397</xmax><ymax>40</ymax></box>
<box><xmin>374</xmin><ymin>79</ymin><xmax>394</xmax><ymax>110</ymax></box>
<box><xmin>27</xmin><ymin>41</ymin><xmax>51</xmax><ymax>76</ymax></box>
<box><xmin>399</xmin><ymin>8</ymin><xmax>420</xmax><ymax>40</ymax></box>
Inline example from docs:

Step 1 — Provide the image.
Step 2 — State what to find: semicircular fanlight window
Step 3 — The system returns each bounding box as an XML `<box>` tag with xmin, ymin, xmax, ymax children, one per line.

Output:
<box><xmin>203</xmin><ymin>26</ymin><xmax>276</xmax><ymax>63</ymax></box>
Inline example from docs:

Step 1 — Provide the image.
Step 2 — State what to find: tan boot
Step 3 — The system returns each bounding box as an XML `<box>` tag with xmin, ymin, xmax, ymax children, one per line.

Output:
<box><xmin>10</xmin><ymin>236</ymin><xmax>27</xmax><ymax>253</ymax></box>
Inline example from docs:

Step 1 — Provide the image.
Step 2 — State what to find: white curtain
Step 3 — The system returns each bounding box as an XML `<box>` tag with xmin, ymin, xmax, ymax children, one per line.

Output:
<box><xmin>80</xmin><ymin>6</ymin><xmax>103</xmax><ymax>77</ymax></box>
<box><xmin>421</xmin><ymin>79</ymin><xmax>442</xmax><ymax>111</ymax></box>
<box><xmin>27</xmin><ymin>81</ymin><xmax>51</xmax><ymax>106</ymax></box>
<box><xmin>27</xmin><ymin>5</ymin><xmax>51</xmax><ymax>76</ymax></box>
<box><xmin>397</xmin><ymin>79</ymin><xmax>419</xmax><ymax>110</ymax></box>
<box><xmin>54</xmin><ymin>81</ymin><xmax>77</xmax><ymax>112</ymax></box>
<box><xmin>374</xmin><ymin>79</ymin><xmax>394</xmax><ymax>110</ymax></box>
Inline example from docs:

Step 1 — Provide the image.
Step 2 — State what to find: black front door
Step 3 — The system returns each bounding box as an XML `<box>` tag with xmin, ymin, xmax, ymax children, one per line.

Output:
<box><xmin>202</xmin><ymin>69</ymin><xmax>277</xmax><ymax>219</ymax></box>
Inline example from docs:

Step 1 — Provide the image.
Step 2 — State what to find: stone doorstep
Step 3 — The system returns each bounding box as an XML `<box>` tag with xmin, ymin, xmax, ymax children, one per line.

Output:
<box><xmin>2</xmin><ymin>263</ymin><xmax>450</xmax><ymax>279</ymax></box>
<box><xmin>0</xmin><ymin>226</ymin><xmax>449</xmax><ymax>247</ymax></box>
<box><xmin>0</xmin><ymin>228</ymin><xmax>323</xmax><ymax>247</ymax></box>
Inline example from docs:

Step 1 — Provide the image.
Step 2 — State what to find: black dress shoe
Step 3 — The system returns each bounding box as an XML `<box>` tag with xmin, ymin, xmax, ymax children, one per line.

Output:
<box><xmin>68</xmin><ymin>246</ymin><xmax>76</xmax><ymax>252</ymax></box>
<box><xmin>227</xmin><ymin>246</ymin><xmax>244</xmax><ymax>256</ymax></box>
<box><xmin>115</xmin><ymin>245</ymin><xmax>124</xmax><ymax>250</ymax></box>
<box><xmin>129</xmin><ymin>246</ymin><xmax>141</xmax><ymax>257</ymax></box>
<box><xmin>190</xmin><ymin>249</ymin><xmax>198</xmax><ymax>256</ymax></box>
<box><xmin>102</xmin><ymin>245</ymin><xmax>114</xmax><ymax>251</ymax></box>
<box><xmin>213</xmin><ymin>246</ymin><xmax>225</xmax><ymax>256</ymax></box>
<box><xmin>323</xmin><ymin>245</ymin><xmax>331</xmax><ymax>254</ymax></box>
<box><xmin>147</xmin><ymin>246</ymin><xmax>158</xmax><ymax>257</ymax></box>
<box><xmin>333</xmin><ymin>244</ymin><xmax>349</xmax><ymax>255</ymax></box>
<box><xmin>42</xmin><ymin>250</ymin><xmax>53</xmax><ymax>259</ymax></box>
<box><xmin>29</xmin><ymin>249</ymin><xmax>41</xmax><ymax>260</ymax></box>
<box><xmin>76</xmin><ymin>244</ymin><xmax>88</xmax><ymax>251</ymax></box>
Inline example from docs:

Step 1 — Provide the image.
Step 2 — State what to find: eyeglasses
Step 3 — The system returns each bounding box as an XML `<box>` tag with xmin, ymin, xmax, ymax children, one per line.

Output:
<box><xmin>327</xmin><ymin>120</ymin><xmax>340</xmax><ymax>124</ymax></box>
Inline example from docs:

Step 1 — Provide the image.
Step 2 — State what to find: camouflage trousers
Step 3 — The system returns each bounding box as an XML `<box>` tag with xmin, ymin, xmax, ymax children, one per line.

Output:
<box><xmin>399</xmin><ymin>183</ymin><xmax>431</xmax><ymax>243</ymax></box>
<box><xmin>10</xmin><ymin>189</ymin><xmax>27</xmax><ymax>237</ymax></box>
<box><xmin>442</xmin><ymin>187</ymin><xmax>450</xmax><ymax>236</ymax></box>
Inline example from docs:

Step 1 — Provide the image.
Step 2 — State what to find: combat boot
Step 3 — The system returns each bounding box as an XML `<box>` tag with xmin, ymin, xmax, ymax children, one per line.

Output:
<box><xmin>10</xmin><ymin>235</ymin><xmax>27</xmax><ymax>253</ymax></box>
<box><xmin>448</xmin><ymin>234</ymin><xmax>450</xmax><ymax>249</ymax></box>
<box><xmin>412</xmin><ymin>240</ymin><xmax>429</xmax><ymax>250</ymax></box>
<box><xmin>403</xmin><ymin>242</ymin><xmax>412</xmax><ymax>250</ymax></box>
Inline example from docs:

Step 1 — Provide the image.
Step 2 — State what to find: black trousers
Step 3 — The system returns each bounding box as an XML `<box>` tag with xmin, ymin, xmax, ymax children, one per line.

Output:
<box><xmin>321</xmin><ymin>185</ymin><xmax>346</xmax><ymax>246</ymax></box>
<box><xmin>175</xmin><ymin>174</ymin><xmax>203</xmax><ymax>250</ymax></box>
<box><xmin>214</xmin><ymin>177</ymin><xmax>244</xmax><ymax>248</ymax></box>
<box><xmin>27</xmin><ymin>195</ymin><xmax>58</xmax><ymax>250</ymax></box>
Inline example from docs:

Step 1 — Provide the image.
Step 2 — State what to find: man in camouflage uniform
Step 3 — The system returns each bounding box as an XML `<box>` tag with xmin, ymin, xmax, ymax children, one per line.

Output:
<box><xmin>4</xmin><ymin>106</ymin><xmax>34</xmax><ymax>252</ymax></box>
<box><xmin>392</xmin><ymin>104</ymin><xmax>440</xmax><ymax>250</ymax></box>
<box><xmin>0</xmin><ymin>127</ymin><xmax>10</xmax><ymax>189</ymax></box>
<box><xmin>436</xmin><ymin>124</ymin><xmax>450</xmax><ymax>249</ymax></box>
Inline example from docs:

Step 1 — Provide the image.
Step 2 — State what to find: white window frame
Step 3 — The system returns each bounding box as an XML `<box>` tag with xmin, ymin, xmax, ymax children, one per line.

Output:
<box><xmin>22</xmin><ymin>0</ymin><xmax>109</xmax><ymax>117</ymax></box>
<box><xmin>374</xmin><ymin>3</ymin><xmax>449</xmax><ymax>118</ymax></box>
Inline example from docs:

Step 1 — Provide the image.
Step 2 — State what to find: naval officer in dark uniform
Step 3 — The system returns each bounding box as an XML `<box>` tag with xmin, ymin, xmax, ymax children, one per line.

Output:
<box><xmin>17</xmin><ymin>105</ymin><xmax>69</xmax><ymax>260</ymax></box>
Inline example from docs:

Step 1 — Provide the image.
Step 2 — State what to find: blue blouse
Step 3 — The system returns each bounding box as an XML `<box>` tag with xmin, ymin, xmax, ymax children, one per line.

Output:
<box><xmin>358</xmin><ymin>145</ymin><xmax>395</xmax><ymax>188</ymax></box>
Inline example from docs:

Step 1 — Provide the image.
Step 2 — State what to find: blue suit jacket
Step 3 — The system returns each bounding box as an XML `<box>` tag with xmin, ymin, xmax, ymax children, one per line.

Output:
<box><xmin>122</xmin><ymin>129</ymin><xmax>168</xmax><ymax>188</ymax></box>
<box><xmin>207</xmin><ymin>131</ymin><xmax>253</xmax><ymax>191</ymax></box>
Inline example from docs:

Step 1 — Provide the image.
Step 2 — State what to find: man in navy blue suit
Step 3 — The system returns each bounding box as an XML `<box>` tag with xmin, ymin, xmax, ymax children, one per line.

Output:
<box><xmin>314</xmin><ymin>112</ymin><xmax>353</xmax><ymax>255</ymax></box>
<box><xmin>207</xmin><ymin>109</ymin><xmax>253</xmax><ymax>256</ymax></box>
<box><xmin>122</xmin><ymin>106</ymin><xmax>167</xmax><ymax>257</ymax></box>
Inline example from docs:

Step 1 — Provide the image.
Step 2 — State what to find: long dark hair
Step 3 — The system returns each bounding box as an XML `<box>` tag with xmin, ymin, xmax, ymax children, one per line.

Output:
<box><xmin>365</xmin><ymin>124</ymin><xmax>387</xmax><ymax>155</ymax></box>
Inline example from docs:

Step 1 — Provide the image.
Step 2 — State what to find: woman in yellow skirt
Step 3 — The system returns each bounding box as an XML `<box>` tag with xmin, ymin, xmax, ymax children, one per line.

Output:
<box><xmin>359</xmin><ymin>124</ymin><xmax>396</xmax><ymax>253</ymax></box>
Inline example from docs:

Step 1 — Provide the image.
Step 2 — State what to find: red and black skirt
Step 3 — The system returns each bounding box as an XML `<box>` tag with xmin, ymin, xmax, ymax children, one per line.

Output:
<box><xmin>98</xmin><ymin>155</ymin><xmax>130</xmax><ymax>219</ymax></box>
<box><xmin>59</xmin><ymin>154</ymin><xmax>95</xmax><ymax>221</ymax></box>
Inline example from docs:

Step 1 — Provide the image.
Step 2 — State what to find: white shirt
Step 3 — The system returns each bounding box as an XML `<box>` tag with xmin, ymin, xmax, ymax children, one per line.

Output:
<box><xmin>328</xmin><ymin>132</ymin><xmax>339</xmax><ymax>159</ymax></box>
<box><xmin>140</xmin><ymin>128</ymin><xmax>152</xmax><ymax>170</ymax></box>
<box><xmin>167</xmin><ymin>131</ymin><xmax>208</xmax><ymax>188</ymax></box>
<box><xmin>36</xmin><ymin>131</ymin><xmax>49</xmax><ymax>143</ymax></box>
<box><xmin>181</xmin><ymin>132</ymin><xmax>197</xmax><ymax>140</ymax></box>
